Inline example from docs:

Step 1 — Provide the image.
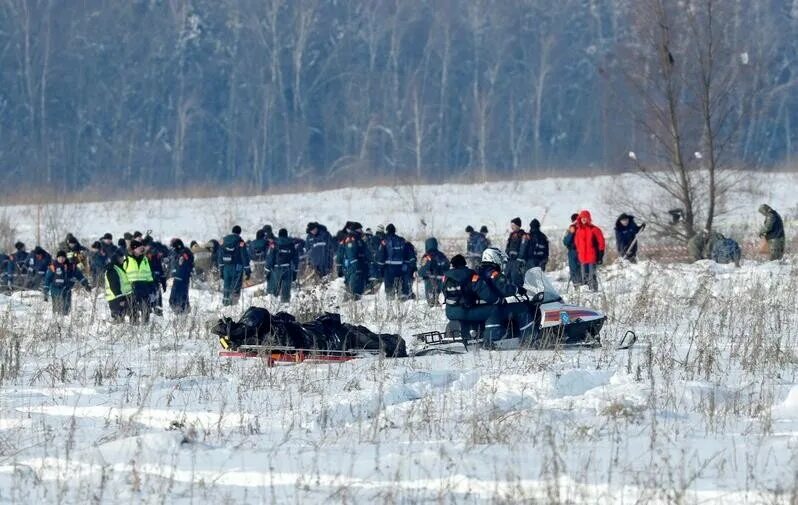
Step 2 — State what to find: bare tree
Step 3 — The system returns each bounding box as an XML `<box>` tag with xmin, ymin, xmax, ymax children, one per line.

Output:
<box><xmin>622</xmin><ymin>0</ymin><xmax>752</xmax><ymax>242</ymax></box>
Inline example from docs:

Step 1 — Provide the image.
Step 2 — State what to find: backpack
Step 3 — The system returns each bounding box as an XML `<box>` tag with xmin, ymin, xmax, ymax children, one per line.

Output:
<box><xmin>443</xmin><ymin>269</ymin><xmax>476</xmax><ymax>307</ymax></box>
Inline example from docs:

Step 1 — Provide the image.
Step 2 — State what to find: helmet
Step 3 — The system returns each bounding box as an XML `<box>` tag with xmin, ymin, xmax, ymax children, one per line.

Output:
<box><xmin>481</xmin><ymin>247</ymin><xmax>508</xmax><ymax>270</ymax></box>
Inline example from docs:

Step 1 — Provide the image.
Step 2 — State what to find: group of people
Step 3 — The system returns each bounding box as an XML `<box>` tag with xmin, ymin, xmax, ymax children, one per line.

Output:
<box><xmin>0</xmin><ymin>203</ymin><xmax>786</xmax><ymax>323</ymax></box>
<box><xmin>686</xmin><ymin>204</ymin><xmax>786</xmax><ymax>265</ymax></box>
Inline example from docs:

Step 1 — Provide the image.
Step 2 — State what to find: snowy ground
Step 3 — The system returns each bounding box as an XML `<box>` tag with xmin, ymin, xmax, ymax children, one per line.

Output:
<box><xmin>0</xmin><ymin>171</ymin><xmax>796</xmax><ymax>248</ymax></box>
<box><xmin>0</xmin><ymin>174</ymin><xmax>797</xmax><ymax>503</ymax></box>
<box><xmin>0</xmin><ymin>257</ymin><xmax>796</xmax><ymax>504</ymax></box>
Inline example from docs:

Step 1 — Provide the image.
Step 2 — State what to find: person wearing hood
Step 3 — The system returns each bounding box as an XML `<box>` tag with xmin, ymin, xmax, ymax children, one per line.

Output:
<box><xmin>758</xmin><ymin>204</ymin><xmax>785</xmax><ymax>260</ymax></box>
<box><xmin>574</xmin><ymin>210</ymin><xmax>605</xmax><ymax>291</ymax></box>
<box><xmin>615</xmin><ymin>213</ymin><xmax>644</xmax><ymax>262</ymax></box>
<box><xmin>266</xmin><ymin>228</ymin><xmax>298</xmax><ymax>303</ymax></box>
<box><xmin>418</xmin><ymin>237</ymin><xmax>450</xmax><ymax>306</ymax></box>
<box><xmin>524</xmin><ymin>219</ymin><xmax>549</xmax><ymax>271</ymax></box>
<box><xmin>563</xmin><ymin>213</ymin><xmax>581</xmax><ymax>285</ymax></box>
<box><xmin>43</xmin><ymin>250</ymin><xmax>91</xmax><ymax>315</ymax></box>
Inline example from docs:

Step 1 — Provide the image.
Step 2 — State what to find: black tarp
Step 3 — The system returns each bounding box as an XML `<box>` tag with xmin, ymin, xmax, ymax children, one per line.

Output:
<box><xmin>210</xmin><ymin>307</ymin><xmax>407</xmax><ymax>358</ymax></box>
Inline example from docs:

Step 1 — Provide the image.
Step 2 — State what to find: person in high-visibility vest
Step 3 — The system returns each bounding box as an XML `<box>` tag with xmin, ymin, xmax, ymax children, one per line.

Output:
<box><xmin>123</xmin><ymin>239</ymin><xmax>155</xmax><ymax>324</ymax></box>
<box><xmin>105</xmin><ymin>251</ymin><xmax>132</xmax><ymax>323</ymax></box>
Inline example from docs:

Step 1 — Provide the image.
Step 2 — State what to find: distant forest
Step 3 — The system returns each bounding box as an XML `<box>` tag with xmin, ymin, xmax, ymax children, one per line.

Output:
<box><xmin>1</xmin><ymin>0</ymin><xmax>796</xmax><ymax>196</ymax></box>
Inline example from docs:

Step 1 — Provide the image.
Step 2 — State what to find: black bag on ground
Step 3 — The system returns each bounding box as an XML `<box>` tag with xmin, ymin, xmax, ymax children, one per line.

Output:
<box><xmin>210</xmin><ymin>308</ymin><xmax>406</xmax><ymax>357</ymax></box>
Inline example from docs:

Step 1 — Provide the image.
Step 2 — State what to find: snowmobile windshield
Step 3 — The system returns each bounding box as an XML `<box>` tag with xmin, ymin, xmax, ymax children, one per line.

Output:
<box><xmin>523</xmin><ymin>268</ymin><xmax>561</xmax><ymax>303</ymax></box>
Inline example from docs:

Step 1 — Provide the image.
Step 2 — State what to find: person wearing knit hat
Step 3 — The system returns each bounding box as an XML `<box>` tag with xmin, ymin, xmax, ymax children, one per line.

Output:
<box><xmin>43</xmin><ymin>248</ymin><xmax>91</xmax><ymax>316</ymax></box>
<box><xmin>480</xmin><ymin>225</ymin><xmax>489</xmax><ymax>234</ymax></box>
<box><xmin>505</xmin><ymin>218</ymin><xmax>528</xmax><ymax>286</ymax></box>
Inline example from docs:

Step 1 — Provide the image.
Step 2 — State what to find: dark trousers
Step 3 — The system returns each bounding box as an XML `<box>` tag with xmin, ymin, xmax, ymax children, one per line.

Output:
<box><xmin>345</xmin><ymin>269</ymin><xmax>366</xmax><ymax>299</ymax></box>
<box><xmin>384</xmin><ymin>265</ymin><xmax>410</xmax><ymax>299</ymax></box>
<box><xmin>222</xmin><ymin>266</ymin><xmax>243</xmax><ymax>306</ymax></box>
<box><xmin>423</xmin><ymin>278</ymin><xmax>443</xmax><ymax>306</ymax></box>
<box><xmin>484</xmin><ymin>302</ymin><xmax>533</xmax><ymax>345</ymax></box>
<box><xmin>169</xmin><ymin>279</ymin><xmax>190</xmax><ymax>314</ymax></box>
<box><xmin>108</xmin><ymin>296</ymin><xmax>130</xmax><ymax>323</ymax></box>
<box><xmin>507</xmin><ymin>258</ymin><xmax>525</xmax><ymax>287</ymax></box>
<box><xmin>51</xmin><ymin>289</ymin><xmax>72</xmax><ymax>316</ymax></box>
<box><xmin>581</xmin><ymin>263</ymin><xmax>598</xmax><ymax>291</ymax></box>
<box><xmin>130</xmin><ymin>283</ymin><xmax>152</xmax><ymax>323</ymax></box>
<box><xmin>269</xmin><ymin>267</ymin><xmax>293</xmax><ymax>303</ymax></box>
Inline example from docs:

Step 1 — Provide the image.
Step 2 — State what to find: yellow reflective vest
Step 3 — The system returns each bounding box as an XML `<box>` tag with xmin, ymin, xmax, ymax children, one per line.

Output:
<box><xmin>123</xmin><ymin>255</ymin><xmax>154</xmax><ymax>284</ymax></box>
<box><xmin>105</xmin><ymin>265</ymin><xmax>133</xmax><ymax>301</ymax></box>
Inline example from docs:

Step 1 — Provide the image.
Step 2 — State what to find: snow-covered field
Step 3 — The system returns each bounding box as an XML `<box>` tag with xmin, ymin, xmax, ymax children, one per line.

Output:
<box><xmin>0</xmin><ymin>174</ymin><xmax>797</xmax><ymax>504</ymax></box>
<box><xmin>0</xmin><ymin>171</ymin><xmax>796</xmax><ymax>246</ymax></box>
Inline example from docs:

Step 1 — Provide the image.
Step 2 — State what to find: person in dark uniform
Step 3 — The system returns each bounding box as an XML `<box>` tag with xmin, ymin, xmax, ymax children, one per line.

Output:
<box><xmin>418</xmin><ymin>237</ymin><xmax>450</xmax><ymax>306</ymax></box>
<box><xmin>43</xmin><ymin>250</ymin><xmax>91</xmax><ymax>316</ymax></box>
<box><xmin>505</xmin><ymin>218</ymin><xmax>528</xmax><ymax>286</ymax></box>
<box><xmin>218</xmin><ymin>225</ymin><xmax>251</xmax><ymax>306</ymax></box>
<box><xmin>472</xmin><ymin>248</ymin><xmax>533</xmax><ymax>348</ymax></box>
<box><xmin>266</xmin><ymin>228</ymin><xmax>298</xmax><ymax>303</ymax></box>
<box><xmin>168</xmin><ymin>238</ymin><xmax>194</xmax><ymax>314</ymax></box>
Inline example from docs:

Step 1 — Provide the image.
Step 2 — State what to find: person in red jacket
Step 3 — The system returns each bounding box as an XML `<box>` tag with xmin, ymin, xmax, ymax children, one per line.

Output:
<box><xmin>574</xmin><ymin>210</ymin><xmax>606</xmax><ymax>291</ymax></box>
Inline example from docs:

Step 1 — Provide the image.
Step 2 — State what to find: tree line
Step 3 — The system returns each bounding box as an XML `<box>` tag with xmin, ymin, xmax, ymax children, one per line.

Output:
<box><xmin>1</xmin><ymin>0</ymin><xmax>796</xmax><ymax>197</ymax></box>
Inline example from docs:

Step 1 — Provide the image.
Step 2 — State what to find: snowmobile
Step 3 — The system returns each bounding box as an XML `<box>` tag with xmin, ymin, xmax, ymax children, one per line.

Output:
<box><xmin>413</xmin><ymin>268</ymin><xmax>635</xmax><ymax>354</ymax></box>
